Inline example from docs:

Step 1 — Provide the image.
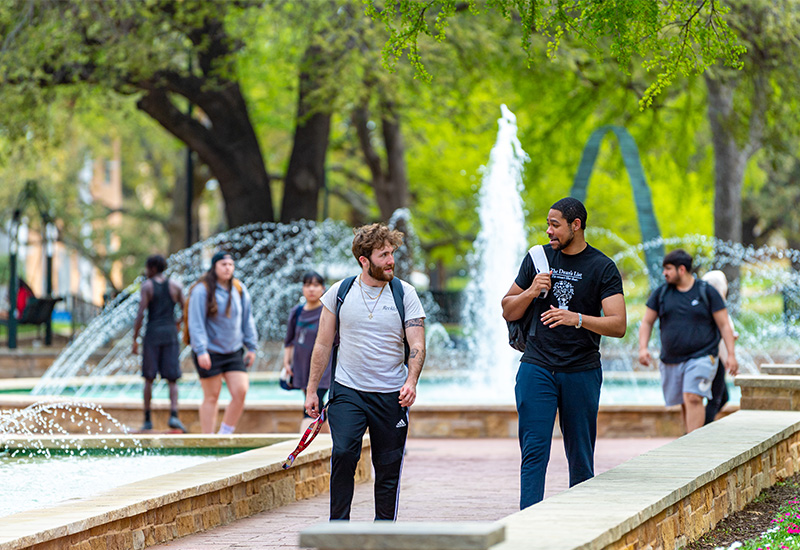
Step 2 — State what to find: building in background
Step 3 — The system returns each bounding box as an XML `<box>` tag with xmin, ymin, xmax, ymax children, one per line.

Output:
<box><xmin>3</xmin><ymin>139</ymin><xmax>123</xmax><ymax>313</ymax></box>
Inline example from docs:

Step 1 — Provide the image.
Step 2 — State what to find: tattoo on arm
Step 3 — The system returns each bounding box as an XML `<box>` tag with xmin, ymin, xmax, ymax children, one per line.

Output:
<box><xmin>405</xmin><ymin>318</ymin><xmax>425</xmax><ymax>328</ymax></box>
<box><xmin>409</xmin><ymin>348</ymin><xmax>426</xmax><ymax>364</ymax></box>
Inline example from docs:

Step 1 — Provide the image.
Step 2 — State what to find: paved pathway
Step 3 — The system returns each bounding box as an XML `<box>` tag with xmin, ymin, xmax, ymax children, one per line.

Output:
<box><xmin>152</xmin><ymin>437</ymin><xmax>674</xmax><ymax>550</ymax></box>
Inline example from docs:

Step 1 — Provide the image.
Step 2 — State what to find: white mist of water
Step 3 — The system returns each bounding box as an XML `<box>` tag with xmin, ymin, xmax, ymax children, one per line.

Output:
<box><xmin>462</xmin><ymin>105</ymin><xmax>530</xmax><ymax>398</ymax></box>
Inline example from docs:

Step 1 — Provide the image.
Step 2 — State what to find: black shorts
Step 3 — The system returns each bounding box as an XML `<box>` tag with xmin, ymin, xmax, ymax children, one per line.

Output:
<box><xmin>193</xmin><ymin>349</ymin><xmax>247</xmax><ymax>379</ymax></box>
<box><xmin>142</xmin><ymin>340</ymin><xmax>182</xmax><ymax>382</ymax></box>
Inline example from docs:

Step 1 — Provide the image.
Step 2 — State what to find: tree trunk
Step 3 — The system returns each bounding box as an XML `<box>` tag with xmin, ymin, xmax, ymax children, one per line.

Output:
<box><xmin>352</xmin><ymin>95</ymin><xmax>409</xmax><ymax>221</ymax></box>
<box><xmin>705</xmin><ymin>71</ymin><xmax>765</xmax><ymax>304</ymax></box>
<box><xmin>280</xmin><ymin>43</ymin><xmax>332</xmax><ymax>223</ymax></box>
<box><xmin>706</xmin><ymin>75</ymin><xmax>747</xmax><ymax>296</ymax></box>
<box><xmin>137</xmin><ymin>81</ymin><xmax>274</xmax><ymax>227</ymax></box>
<box><xmin>377</xmin><ymin>98</ymin><xmax>409</xmax><ymax>220</ymax></box>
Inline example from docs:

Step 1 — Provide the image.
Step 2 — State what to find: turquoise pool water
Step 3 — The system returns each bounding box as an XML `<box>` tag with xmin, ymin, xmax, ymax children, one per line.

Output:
<box><xmin>0</xmin><ymin>447</ymin><xmax>247</xmax><ymax>518</ymax></box>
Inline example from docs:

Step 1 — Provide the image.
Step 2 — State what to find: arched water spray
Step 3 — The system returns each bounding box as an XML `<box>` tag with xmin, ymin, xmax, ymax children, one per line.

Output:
<box><xmin>461</xmin><ymin>105</ymin><xmax>530</xmax><ymax>397</ymax></box>
<box><xmin>0</xmin><ymin>401</ymin><xmax>139</xmax><ymax>450</ymax></box>
<box><xmin>32</xmin><ymin>215</ymin><xmax>451</xmax><ymax>400</ymax></box>
<box><xmin>33</xmin><ymin>220</ymin><xmax>357</xmax><ymax>397</ymax></box>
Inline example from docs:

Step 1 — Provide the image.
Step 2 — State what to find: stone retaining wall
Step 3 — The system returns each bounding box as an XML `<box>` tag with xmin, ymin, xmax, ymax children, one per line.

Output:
<box><xmin>491</xmin><ymin>410</ymin><xmax>800</xmax><ymax>550</ymax></box>
<box><xmin>0</xmin><ymin>351</ymin><xmax>63</xmax><ymax>378</ymax></box>
<box><xmin>737</xmin><ymin>373</ymin><xmax>800</xmax><ymax>411</ymax></box>
<box><xmin>0</xmin><ymin>435</ymin><xmax>371</xmax><ymax>550</ymax></box>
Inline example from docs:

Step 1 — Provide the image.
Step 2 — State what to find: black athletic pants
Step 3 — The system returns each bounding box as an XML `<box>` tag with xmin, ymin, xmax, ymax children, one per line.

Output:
<box><xmin>327</xmin><ymin>381</ymin><xmax>409</xmax><ymax>521</ymax></box>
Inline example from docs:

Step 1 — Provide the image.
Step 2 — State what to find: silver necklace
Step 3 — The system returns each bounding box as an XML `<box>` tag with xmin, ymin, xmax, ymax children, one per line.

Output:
<box><xmin>359</xmin><ymin>276</ymin><xmax>386</xmax><ymax>319</ymax></box>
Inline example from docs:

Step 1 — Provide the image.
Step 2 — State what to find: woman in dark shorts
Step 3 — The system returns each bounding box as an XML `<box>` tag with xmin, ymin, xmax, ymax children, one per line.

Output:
<box><xmin>281</xmin><ymin>271</ymin><xmax>333</xmax><ymax>430</ymax></box>
<box><xmin>187</xmin><ymin>252</ymin><xmax>258</xmax><ymax>434</ymax></box>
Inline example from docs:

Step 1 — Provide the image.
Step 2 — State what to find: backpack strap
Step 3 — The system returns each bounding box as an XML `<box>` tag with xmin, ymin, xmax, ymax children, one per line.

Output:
<box><xmin>657</xmin><ymin>283</ymin><xmax>669</xmax><ymax>318</ymax></box>
<box><xmin>329</xmin><ymin>276</ymin><xmax>357</xmax><ymax>398</ymax></box>
<box><xmin>697</xmin><ymin>279</ymin><xmax>710</xmax><ymax>311</ymax></box>
<box><xmin>528</xmin><ymin>246</ymin><xmax>556</xmax><ymax>341</ymax></box>
<box><xmin>335</xmin><ymin>276</ymin><xmax>358</xmax><ymax>332</ymax></box>
<box><xmin>182</xmin><ymin>280</ymin><xmax>201</xmax><ymax>346</ymax></box>
<box><xmin>389</xmin><ymin>278</ymin><xmax>409</xmax><ymax>365</ymax></box>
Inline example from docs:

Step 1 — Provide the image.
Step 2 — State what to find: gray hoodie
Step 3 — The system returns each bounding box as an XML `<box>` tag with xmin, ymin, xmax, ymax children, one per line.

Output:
<box><xmin>188</xmin><ymin>281</ymin><xmax>258</xmax><ymax>355</ymax></box>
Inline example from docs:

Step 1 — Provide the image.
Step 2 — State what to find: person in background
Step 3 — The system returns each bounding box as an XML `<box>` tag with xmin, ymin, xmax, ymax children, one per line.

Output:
<box><xmin>701</xmin><ymin>270</ymin><xmax>738</xmax><ymax>424</ymax></box>
<box><xmin>133</xmin><ymin>255</ymin><xmax>186</xmax><ymax>432</ymax></box>
<box><xmin>188</xmin><ymin>252</ymin><xmax>258</xmax><ymax>434</ymax></box>
<box><xmin>282</xmin><ymin>271</ymin><xmax>333</xmax><ymax>431</ymax></box>
<box><xmin>638</xmin><ymin>249</ymin><xmax>738</xmax><ymax>434</ymax></box>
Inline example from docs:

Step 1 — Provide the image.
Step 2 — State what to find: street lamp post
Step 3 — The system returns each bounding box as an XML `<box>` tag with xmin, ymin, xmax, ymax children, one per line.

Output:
<box><xmin>7</xmin><ymin>213</ymin><xmax>20</xmax><ymax>349</ymax></box>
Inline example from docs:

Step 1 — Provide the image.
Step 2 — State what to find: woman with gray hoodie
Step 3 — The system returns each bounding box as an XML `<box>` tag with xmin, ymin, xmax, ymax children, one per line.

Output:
<box><xmin>188</xmin><ymin>251</ymin><xmax>258</xmax><ymax>434</ymax></box>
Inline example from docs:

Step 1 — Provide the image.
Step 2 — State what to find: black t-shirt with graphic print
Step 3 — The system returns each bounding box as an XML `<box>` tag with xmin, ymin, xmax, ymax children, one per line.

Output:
<box><xmin>645</xmin><ymin>281</ymin><xmax>726</xmax><ymax>364</ymax></box>
<box><xmin>514</xmin><ymin>243</ymin><xmax>624</xmax><ymax>372</ymax></box>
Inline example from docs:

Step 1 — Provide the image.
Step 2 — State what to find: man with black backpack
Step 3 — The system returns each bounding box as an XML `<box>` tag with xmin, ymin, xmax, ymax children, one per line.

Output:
<box><xmin>638</xmin><ymin>249</ymin><xmax>738</xmax><ymax>434</ymax></box>
<box><xmin>305</xmin><ymin>223</ymin><xmax>426</xmax><ymax>521</ymax></box>
<box><xmin>502</xmin><ymin>197</ymin><xmax>626</xmax><ymax>510</ymax></box>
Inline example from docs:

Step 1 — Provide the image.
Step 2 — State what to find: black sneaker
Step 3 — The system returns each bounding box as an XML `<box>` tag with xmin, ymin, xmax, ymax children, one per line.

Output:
<box><xmin>168</xmin><ymin>416</ymin><xmax>187</xmax><ymax>433</ymax></box>
<box><xmin>141</xmin><ymin>420</ymin><xmax>153</xmax><ymax>431</ymax></box>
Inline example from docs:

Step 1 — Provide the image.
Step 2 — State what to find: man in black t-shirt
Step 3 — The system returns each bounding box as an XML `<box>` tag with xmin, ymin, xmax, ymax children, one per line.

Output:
<box><xmin>502</xmin><ymin>197</ymin><xmax>626</xmax><ymax>509</ymax></box>
<box><xmin>638</xmin><ymin>249</ymin><xmax>738</xmax><ymax>434</ymax></box>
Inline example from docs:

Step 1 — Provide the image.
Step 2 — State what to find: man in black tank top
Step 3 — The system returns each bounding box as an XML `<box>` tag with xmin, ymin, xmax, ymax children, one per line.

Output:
<box><xmin>133</xmin><ymin>255</ymin><xmax>186</xmax><ymax>432</ymax></box>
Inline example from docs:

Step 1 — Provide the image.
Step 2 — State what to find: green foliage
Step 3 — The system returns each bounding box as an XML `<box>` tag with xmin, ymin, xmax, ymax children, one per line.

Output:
<box><xmin>366</xmin><ymin>0</ymin><xmax>745</xmax><ymax>108</ymax></box>
<box><xmin>0</xmin><ymin>0</ymin><xmax>794</xmax><ymax>293</ymax></box>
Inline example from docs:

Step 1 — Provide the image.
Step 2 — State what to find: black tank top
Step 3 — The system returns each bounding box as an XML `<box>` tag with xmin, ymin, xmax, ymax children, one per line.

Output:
<box><xmin>144</xmin><ymin>278</ymin><xmax>178</xmax><ymax>345</ymax></box>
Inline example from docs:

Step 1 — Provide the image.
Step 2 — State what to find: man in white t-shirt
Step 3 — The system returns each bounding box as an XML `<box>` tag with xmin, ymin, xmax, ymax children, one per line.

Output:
<box><xmin>306</xmin><ymin>223</ymin><xmax>426</xmax><ymax>521</ymax></box>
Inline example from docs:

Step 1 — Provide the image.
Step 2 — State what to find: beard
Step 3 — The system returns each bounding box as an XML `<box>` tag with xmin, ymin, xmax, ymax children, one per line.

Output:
<box><xmin>551</xmin><ymin>229</ymin><xmax>574</xmax><ymax>251</ymax></box>
<box><xmin>368</xmin><ymin>259</ymin><xmax>394</xmax><ymax>282</ymax></box>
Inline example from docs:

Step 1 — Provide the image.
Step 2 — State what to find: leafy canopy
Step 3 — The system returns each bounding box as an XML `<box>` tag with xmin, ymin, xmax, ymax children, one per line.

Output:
<box><xmin>366</xmin><ymin>0</ymin><xmax>746</xmax><ymax>108</ymax></box>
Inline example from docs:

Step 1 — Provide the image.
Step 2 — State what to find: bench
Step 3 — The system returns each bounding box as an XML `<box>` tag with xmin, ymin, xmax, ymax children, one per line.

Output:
<box><xmin>0</xmin><ymin>296</ymin><xmax>62</xmax><ymax>344</ymax></box>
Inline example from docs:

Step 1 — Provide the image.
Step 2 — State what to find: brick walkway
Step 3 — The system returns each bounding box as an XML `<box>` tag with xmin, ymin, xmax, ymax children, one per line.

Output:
<box><xmin>151</xmin><ymin>437</ymin><xmax>673</xmax><ymax>550</ymax></box>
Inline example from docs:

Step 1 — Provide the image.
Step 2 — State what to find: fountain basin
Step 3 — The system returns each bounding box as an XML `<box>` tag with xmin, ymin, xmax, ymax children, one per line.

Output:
<box><xmin>0</xmin><ymin>371</ymin><xmax>740</xmax><ymax>438</ymax></box>
<box><xmin>0</xmin><ymin>434</ymin><xmax>260</xmax><ymax>518</ymax></box>
<box><xmin>0</xmin><ymin>393</ymin><xmax>737</xmax><ymax>439</ymax></box>
<box><xmin>0</xmin><ymin>434</ymin><xmax>371</xmax><ymax>550</ymax></box>
<box><xmin>4</xmin><ymin>370</ymin><xmax>742</xmax><ymax>405</ymax></box>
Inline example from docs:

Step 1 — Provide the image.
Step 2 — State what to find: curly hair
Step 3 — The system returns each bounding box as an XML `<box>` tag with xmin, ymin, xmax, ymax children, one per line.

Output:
<box><xmin>351</xmin><ymin>223</ymin><xmax>404</xmax><ymax>265</ymax></box>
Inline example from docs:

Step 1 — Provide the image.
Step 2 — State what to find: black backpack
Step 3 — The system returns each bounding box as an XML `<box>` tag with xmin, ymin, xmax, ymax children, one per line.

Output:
<box><xmin>507</xmin><ymin>247</ymin><xmax>553</xmax><ymax>352</ymax></box>
<box><xmin>508</xmin><ymin>306</ymin><xmax>536</xmax><ymax>352</ymax></box>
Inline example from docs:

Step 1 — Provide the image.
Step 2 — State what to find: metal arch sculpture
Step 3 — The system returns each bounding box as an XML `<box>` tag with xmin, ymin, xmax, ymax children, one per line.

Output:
<box><xmin>570</xmin><ymin>125</ymin><xmax>665</xmax><ymax>285</ymax></box>
<box><xmin>6</xmin><ymin>180</ymin><xmax>58</xmax><ymax>349</ymax></box>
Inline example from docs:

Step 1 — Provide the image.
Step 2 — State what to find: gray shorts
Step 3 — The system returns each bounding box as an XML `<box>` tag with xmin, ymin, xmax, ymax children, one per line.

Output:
<box><xmin>659</xmin><ymin>355</ymin><xmax>717</xmax><ymax>406</ymax></box>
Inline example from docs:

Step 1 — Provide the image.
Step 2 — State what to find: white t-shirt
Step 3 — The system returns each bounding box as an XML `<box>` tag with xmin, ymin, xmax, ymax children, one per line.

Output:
<box><xmin>321</xmin><ymin>277</ymin><xmax>426</xmax><ymax>392</ymax></box>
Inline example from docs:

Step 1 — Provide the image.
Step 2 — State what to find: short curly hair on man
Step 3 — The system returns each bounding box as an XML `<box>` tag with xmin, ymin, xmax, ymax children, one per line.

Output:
<box><xmin>352</xmin><ymin>223</ymin><xmax>404</xmax><ymax>265</ymax></box>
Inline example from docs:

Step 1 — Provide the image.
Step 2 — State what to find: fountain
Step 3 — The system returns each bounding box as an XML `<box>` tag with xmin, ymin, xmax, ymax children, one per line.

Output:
<box><xmin>11</xmin><ymin>107</ymin><xmax>797</xmax><ymax>411</ymax></box>
<box><xmin>2</xmin><ymin>105</ymin><xmax>797</xmax><ymax>429</ymax></box>
<box><xmin>460</xmin><ymin>104</ymin><xmax>529</xmax><ymax>401</ymax></box>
